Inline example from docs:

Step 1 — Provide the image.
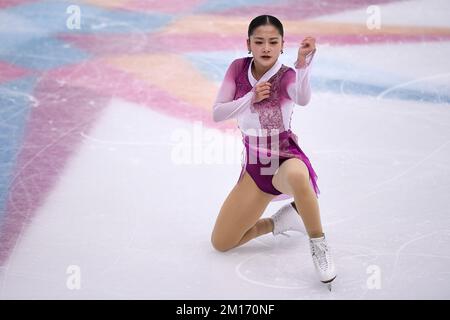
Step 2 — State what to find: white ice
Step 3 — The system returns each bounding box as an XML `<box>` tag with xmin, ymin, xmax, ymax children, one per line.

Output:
<box><xmin>0</xmin><ymin>0</ymin><xmax>449</xmax><ymax>299</ymax></box>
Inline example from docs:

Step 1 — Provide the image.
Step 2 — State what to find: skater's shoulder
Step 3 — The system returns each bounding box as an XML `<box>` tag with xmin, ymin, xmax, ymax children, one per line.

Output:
<box><xmin>229</xmin><ymin>57</ymin><xmax>252</xmax><ymax>69</ymax></box>
<box><xmin>232</xmin><ymin>56</ymin><xmax>251</xmax><ymax>63</ymax></box>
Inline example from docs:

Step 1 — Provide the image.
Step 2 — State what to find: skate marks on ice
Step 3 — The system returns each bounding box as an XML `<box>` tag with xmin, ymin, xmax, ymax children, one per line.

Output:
<box><xmin>376</xmin><ymin>72</ymin><xmax>450</xmax><ymax>101</ymax></box>
<box><xmin>340</xmin><ymin>230</ymin><xmax>450</xmax><ymax>299</ymax></box>
<box><xmin>320</xmin><ymin>137</ymin><xmax>450</xmax><ymax>228</ymax></box>
<box><xmin>233</xmin><ymin>236</ymin><xmax>339</xmax><ymax>297</ymax></box>
<box><xmin>231</xmin><ymin>230</ymin><xmax>450</xmax><ymax>299</ymax></box>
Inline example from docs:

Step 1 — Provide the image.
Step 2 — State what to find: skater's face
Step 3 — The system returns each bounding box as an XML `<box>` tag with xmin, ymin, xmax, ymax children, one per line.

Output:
<box><xmin>247</xmin><ymin>25</ymin><xmax>284</xmax><ymax>69</ymax></box>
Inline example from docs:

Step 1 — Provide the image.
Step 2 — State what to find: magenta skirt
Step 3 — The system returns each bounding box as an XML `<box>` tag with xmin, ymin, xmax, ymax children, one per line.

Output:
<box><xmin>237</xmin><ymin>129</ymin><xmax>320</xmax><ymax>202</ymax></box>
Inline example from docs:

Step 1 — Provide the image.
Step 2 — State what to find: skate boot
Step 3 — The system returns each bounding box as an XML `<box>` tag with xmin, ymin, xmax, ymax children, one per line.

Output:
<box><xmin>309</xmin><ymin>234</ymin><xmax>337</xmax><ymax>291</ymax></box>
<box><xmin>271</xmin><ymin>202</ymin><xmax>306</xmax><ymax>237</ymax></box>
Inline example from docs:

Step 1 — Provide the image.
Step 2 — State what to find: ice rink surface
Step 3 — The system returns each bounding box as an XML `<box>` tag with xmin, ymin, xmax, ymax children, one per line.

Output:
<box><xmin>0</xmin><ymin>0</ymin><xmax>449</xmax><ymax>299</ymax></box>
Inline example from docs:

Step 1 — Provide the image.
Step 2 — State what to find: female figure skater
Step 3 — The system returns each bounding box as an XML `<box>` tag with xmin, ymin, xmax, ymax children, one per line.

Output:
<box><xmin>210</xmin><ymin>15</ymin><xmax>336</xmax><ymax>290</ymax></box>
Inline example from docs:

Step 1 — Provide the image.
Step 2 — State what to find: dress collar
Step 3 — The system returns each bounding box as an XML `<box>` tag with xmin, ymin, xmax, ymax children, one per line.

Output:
<box><xmin>247</xmin><ymin>58</ymin><xmax>282</xmax><ymax>87</ymax></box>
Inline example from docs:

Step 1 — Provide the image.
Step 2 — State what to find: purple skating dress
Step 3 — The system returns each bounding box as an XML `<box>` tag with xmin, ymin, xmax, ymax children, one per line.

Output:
<box><xmin>212</xmin><ymin>50</ymin><xmax>320</xmax><ymax>202</ymax></box>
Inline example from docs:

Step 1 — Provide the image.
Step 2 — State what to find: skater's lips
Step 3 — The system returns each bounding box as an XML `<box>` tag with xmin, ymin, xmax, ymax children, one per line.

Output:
<box><xmin>261</xmin><ymin>56</ymin><xmax>271</xmax><ymax>59</ymax></box>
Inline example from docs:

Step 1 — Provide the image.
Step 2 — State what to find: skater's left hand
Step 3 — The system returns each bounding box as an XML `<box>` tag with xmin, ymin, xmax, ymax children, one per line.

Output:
<box><xmin>298</xmin><ymin>36</ymin><xmax>316</xmax><ymax>58</ymax></box>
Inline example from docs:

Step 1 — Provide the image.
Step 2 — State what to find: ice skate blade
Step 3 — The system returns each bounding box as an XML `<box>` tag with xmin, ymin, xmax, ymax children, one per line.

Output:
<box><xmin>321</xmin><ymin>275</ymin><xmax>337</xmax><ymax>284</ymax></box>
<box><xmin>321</xmin><ymin>275</ymin><xmax>336</xmax><ymax>291</ymax></box>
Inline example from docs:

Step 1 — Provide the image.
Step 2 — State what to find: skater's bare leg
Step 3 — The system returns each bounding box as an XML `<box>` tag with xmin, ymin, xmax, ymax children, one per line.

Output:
<box><xmin>211</xmin><ymin>171</ymin><xmax>275</xmax><ymax>252</ymax></box>
<box><xmin>273</xmin><ymin>159</ymin><xmax>336</xmax><ymax>288</ymax></box>
<box><xmin>236</xmin><ymin>218</ymin><xmax>274</xmax><ymax>246</ymax></box>
<box><xmin>272</xmin><ymin>158</ymin><xmax>323</xmax><ymax>238</ymax></box>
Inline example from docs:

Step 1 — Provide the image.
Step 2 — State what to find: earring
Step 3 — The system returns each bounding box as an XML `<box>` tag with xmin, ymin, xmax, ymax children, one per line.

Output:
<box><xmin>248</xmin><ymin>50</ymin><xmax>251</xmax><ymax>54</ymax></box>
<box><xmin>281</xmin><ymin>50</ymin><xmax>284</xmax><ymax>54</ymax></box>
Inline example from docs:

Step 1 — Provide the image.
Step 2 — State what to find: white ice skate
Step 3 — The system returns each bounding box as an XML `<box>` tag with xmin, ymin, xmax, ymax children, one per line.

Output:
<box><xmin>309</xmin><ymin>234</ymin><xmax>337</xmax><ymax>291</ymax></box>
<box><xmin>271</xmin><ymin>202</ymin><xmax>306</xmax><ymax>237</ymax></box>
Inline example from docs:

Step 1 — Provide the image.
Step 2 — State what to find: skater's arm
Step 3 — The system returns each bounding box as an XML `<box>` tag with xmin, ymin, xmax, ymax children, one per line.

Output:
<box><xmin>213</xmin><ymin>60</ymin><xmax>254</xmax><ymax>122</ymax></box>
<box><xmin>283</xmin><ymin>49</ymin><xmax>316</xmax><ymax>106</ymax></box>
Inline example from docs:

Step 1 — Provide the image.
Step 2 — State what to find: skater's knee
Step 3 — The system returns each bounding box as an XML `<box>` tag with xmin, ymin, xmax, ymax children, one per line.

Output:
<box><xmin>287</xmin><ymin>169</ymin><xmax>310</xmax><ymax>193</ymax></box>
<box><xmin>211</xmin><ymin>240</ymin><xmax>232</xmax><ymax>252</ymax></box>
<box><xmin>281</xmin><ymin>160</ymin><xmax>309</xmax><ymax>189</ymax></box>
<box><xmin>211</xmin><ymin>232</ymin><xmax>234</xmax><ymax>252</ymax></box>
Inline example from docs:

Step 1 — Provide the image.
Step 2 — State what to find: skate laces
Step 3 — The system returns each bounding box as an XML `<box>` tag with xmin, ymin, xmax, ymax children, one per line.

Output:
<box><xmin>272</xmin><ymin>205</ymin><xmax>295</xmax><ymax>235</ymax></box>
<box><xmin>311</xmin><ymin>240</ymin><xmax>330</xmax><ymax>270</ymax></box>
<box><xmin>272</xmin><ymin>209</ymin><xmax>287</xmax><ymax>235</ymax></box>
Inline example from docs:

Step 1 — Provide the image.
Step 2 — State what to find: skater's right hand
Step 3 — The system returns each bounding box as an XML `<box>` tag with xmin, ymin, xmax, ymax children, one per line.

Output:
<box><xmin>253</xmin><ymin>82</ymin><xmax>271</xmax><ymax>103</ymax></box>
